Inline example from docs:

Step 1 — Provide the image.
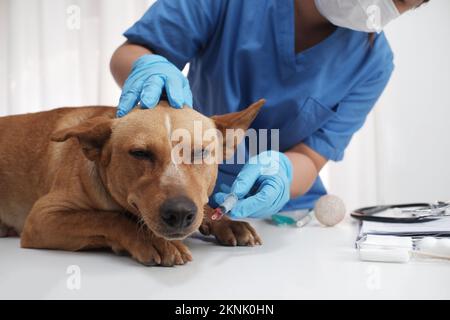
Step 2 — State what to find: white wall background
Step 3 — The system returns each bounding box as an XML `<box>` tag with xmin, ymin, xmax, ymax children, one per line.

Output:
<box><xmin>0</xmin><ymin>0</ymin><xmax>449</xmax><ymax>210</ymax></box>
<box><xmin>0</xmin><ymin>0</ymin><xmax>153</xmax><ymax>114</ymax></box>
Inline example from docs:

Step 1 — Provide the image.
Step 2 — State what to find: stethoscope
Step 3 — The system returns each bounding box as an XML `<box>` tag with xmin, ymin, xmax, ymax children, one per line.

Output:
<box><xmin>351</xmin><ymin>201</ymin><xmax>450</xmax><ymax>223</ymax></box>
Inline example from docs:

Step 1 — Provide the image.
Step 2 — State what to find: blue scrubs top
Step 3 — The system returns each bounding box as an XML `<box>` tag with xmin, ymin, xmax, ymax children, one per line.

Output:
<box><xmin>124</xmin><ymin>0</ymin><xmax>394</xmax><ymax>210</ymax></box>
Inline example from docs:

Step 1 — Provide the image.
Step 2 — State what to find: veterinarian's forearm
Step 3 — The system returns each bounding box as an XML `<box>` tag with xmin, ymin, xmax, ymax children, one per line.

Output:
<box><xmin>284</xmin><ymin>151</ymin><xmax>319</xmax><ymax>198</ymax></box>
<box><xmin>110</xmin><ymin>41</ymin><xmax>153</xmax><ymax>87</ymax></box>
<box><xmin>285</xmin><ymin>143</ymin><xmax>328</xmax><ymax>198</ymax></box>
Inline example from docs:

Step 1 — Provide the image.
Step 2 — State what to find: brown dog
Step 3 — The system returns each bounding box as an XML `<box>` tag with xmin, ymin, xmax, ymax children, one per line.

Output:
<box><xmin>0</xmin><ymin>100</ymin><xmax>264</xmax><ymax>266</ymax></box>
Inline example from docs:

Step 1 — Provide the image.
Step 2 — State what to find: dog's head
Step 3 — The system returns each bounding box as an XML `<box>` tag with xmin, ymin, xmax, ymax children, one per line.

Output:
<box><xmin>51</xmin><ymin>100</ymin><xmax>264</xmax><ymax>240</ymax></box>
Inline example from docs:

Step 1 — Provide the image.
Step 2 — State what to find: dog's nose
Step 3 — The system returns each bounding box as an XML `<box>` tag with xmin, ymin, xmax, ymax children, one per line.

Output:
<box><xmin>160</xmin><ymin>196</ymin><xmax>197</xmax><ymax>229</ymax></box>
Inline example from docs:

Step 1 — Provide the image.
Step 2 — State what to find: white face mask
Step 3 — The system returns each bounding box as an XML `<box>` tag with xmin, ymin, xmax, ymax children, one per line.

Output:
<box><xmin>314</xmin><ymin>0</ymin><xmax>400</xmax><ymax>33</ymax></box>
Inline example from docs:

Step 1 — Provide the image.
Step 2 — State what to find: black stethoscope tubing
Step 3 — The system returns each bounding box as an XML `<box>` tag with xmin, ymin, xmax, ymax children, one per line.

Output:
<box><xmin>351</xmin><ymin>203</ymin><xmax>440</xmax><ymax>223</ymax></box>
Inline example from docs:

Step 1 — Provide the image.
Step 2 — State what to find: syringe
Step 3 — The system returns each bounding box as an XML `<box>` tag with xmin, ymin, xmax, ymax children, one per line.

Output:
<box><xmin>211</xmin><ymin>193</ymin><xmax>238</xmax><ymax>221</ymax></box>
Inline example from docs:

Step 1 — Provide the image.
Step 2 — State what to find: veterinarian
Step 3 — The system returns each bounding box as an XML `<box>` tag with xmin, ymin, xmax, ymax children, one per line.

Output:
<box><xmin>110</xmin><ymin>0</ymin><xmax>429</xmax><ymax>219</ymax></box>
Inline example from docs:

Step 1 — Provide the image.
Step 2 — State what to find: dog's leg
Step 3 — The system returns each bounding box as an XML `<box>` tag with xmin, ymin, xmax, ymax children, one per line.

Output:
<box><xmin>0</xmin><ymin>219</ymin><xmax>18</xmax><ymax>237</ymax></box>
<box><xmin>21</xmin><ymin>204</ymin><xmax>192</xmax><ymax>266</ymax></box>
<box><xmin>199</xmin><ymin>206</ymin><xmax>262</xmax><ymax>246</ymax></box>
<box><xmin>0</xmin><ymin>220</ymin><xmax>8</xmax><ymax>237</ymax></box>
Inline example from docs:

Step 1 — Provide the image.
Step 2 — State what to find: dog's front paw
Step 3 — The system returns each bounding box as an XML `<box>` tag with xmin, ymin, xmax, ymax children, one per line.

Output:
<box><xmin>153</xmin><ymin>238</ymin><xmax>193</xmax><ymax>267</ymax></box>
<box><xmin>204</xmin><ymin>218</ymin><xmax>262</xmax><ymax>247</ymax></box>
<box><xmin>129</xmin><ymin>236</ymin><xmax>192</xmax><ymax>267</ymax></box>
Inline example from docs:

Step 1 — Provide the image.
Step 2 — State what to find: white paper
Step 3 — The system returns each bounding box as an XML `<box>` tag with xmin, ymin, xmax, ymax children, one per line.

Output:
<box><xmin>360</xmin><ymin>217</ymin><xmax>450</xmax><ymax>237</ymax></box>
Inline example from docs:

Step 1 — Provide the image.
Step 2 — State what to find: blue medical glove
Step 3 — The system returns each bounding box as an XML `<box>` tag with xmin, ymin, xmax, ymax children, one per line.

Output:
<box><xmin>214</xmin><ymin>151</ymin><xmax>293</xmax><ymax>219</ymax></box>
<box><xmin>117</xmin><ymin>54</ymin><xmax>193</xmax><ymax>117</ymax></box>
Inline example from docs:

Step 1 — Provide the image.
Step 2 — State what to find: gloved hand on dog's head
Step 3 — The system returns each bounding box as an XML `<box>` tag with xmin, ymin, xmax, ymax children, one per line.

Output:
<box><xmin>117</xmin><ymin>54</ymin><xmax>193</xmax><ymax>117</ymax></box>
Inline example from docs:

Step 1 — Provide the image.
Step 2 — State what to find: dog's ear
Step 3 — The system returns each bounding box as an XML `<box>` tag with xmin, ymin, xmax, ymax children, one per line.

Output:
<box><xmin>211</xmin><ymin>99</ymin><xmax>265</xmax><ymax>159</ymax></box>
<box><xmin>51</xmin><ymin>116</ymin><xmax>113</xmax><ymax>162</ymax></box>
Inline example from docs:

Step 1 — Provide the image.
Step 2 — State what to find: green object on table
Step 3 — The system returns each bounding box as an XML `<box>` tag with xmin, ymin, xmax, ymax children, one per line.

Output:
<box><xmin>271</xmin><ymin>214</ymin><xmax>297</xmax><ymax>226</ymax></box>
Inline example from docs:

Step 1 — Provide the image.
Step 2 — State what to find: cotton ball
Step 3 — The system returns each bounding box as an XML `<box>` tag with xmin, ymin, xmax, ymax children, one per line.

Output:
<box><xmin>314</xmin><ymin>195</ymin><xmax>346</xmax><ymax>227</ymax></box>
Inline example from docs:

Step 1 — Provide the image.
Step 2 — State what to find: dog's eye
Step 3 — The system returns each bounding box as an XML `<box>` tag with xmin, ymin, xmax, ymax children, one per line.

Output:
<box><xmin>202</xmin><ymin>149</ymin><xmax>210</xmax><ymax>158</ymax></box>
<box><xmin>129</xmin><ymin>149</ymin><xmax>154</xmax><ymax>161</ymax></box>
